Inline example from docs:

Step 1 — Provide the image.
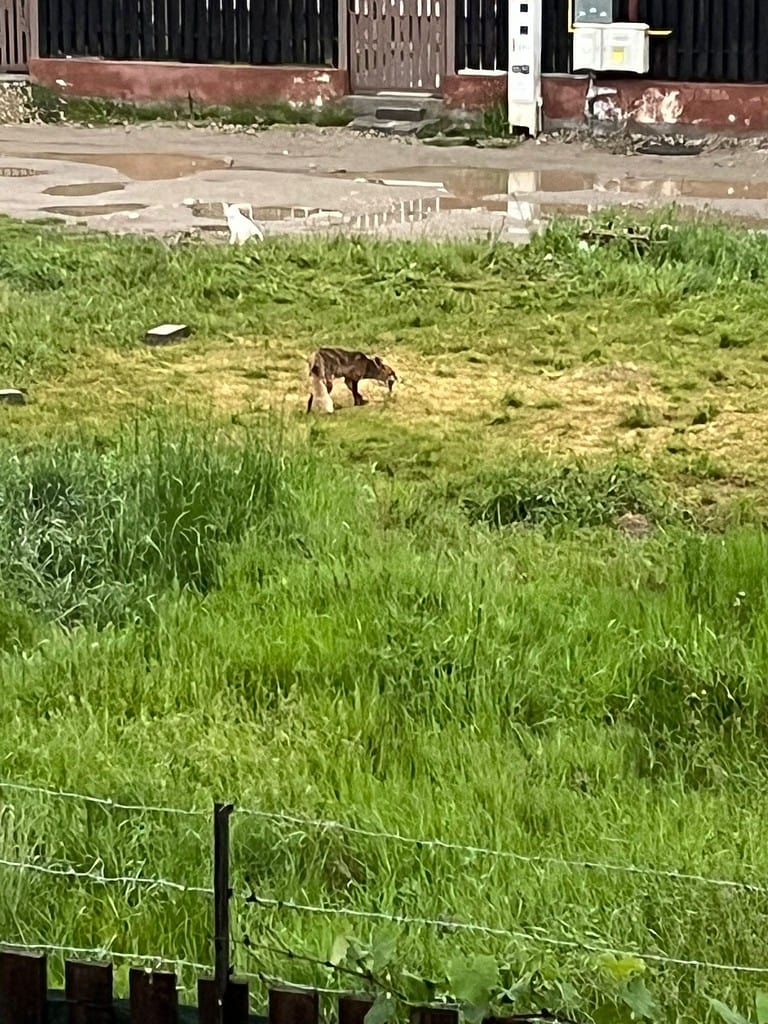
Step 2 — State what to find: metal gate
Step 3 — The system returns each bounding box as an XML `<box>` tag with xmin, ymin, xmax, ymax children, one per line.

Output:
<box><xmin>349</xmin><ymin>0</ymin><xmax>445</xmax><ymax>93</ymax></box>
<box><xmin>0</xmin><ymin>0</ymin><xmax>35</xmax><ymax>72</ymax></box>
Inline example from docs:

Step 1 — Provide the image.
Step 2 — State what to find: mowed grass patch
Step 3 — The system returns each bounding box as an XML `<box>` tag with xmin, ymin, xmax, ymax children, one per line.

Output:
<box><xmin>3</xmin><ymin>212</ymin><xmax>768</xmax><ymax>513</ymax></box>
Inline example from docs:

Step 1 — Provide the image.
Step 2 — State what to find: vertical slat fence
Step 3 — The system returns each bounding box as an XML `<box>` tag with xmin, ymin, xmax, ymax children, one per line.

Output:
<box><xmin>38</xmin><ymin>0</ymin><xmax>338</xmax><ymax>66</ymax></box>
<box><xmin>535</xmin><ymin>0</ymin><xmax>768</xmax><ymax>81</ymax></box>
<box><xmin>0</xmin><ymin>950</ymin><xmax>46</xmax><ymax>1024</ymax></box>
<box><xmin>0</xmin><ymin>0</ymin><xmax>34</xmax><ymax>71</ymax></box>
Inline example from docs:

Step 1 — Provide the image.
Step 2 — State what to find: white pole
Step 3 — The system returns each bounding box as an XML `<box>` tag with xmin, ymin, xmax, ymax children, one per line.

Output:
<box><xmin>507</xmin><ymin>0</ymin><xmax>543</xmax><ymax>136</ymax></box>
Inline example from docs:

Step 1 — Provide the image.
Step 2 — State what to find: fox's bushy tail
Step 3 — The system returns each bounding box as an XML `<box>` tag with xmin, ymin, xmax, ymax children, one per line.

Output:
<box><xmin>307</xmin><ymin>359</ymin><xmax>334</xmax><ymax>414</ymax></box>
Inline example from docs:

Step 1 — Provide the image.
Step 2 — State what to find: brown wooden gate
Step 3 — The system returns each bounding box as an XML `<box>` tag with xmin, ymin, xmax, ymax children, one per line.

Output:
<box><xmin>349</xmin><ymin>0</ymin><xmax>446</xmax><ymax>94</ymax></box>
<box><xmin>0</xmin><ymin>0</ymin><xmax>35</xmax><ymax>72</ymax></box>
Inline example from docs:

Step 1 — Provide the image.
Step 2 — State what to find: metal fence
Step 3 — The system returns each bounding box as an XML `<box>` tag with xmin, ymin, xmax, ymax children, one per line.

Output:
<box><xmin>541</xmin><ymin>0</ymin><xmax>768</xmax><ymax>81</ymax></box>
<box><xmin>37</xmin><ymin>0</ymin><xmax>339</xmax><ymax>65</ymax></box>
<box><xmin>35</xmin><ymin>0</ymin><xmax>768</xmax><ymax>83</ymax></box>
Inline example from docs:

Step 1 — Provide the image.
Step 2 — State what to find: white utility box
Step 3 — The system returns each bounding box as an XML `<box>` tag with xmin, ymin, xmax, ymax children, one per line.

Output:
<box><xmin>603</xmin><ymin>22</ymin><xmax>650</xmax><ymax>73</ymax></box>
<box><xmin>572</xmin><ymin>24</ymin><xmax>603</xmax><ymax>70</ymax></box>
<box><xmin>507</xmin><ymin>0</ymin><xmax>543</xmax><ymax>135</ymax></box>
<box><xmin>572</xmin><ymin>22</ymin><xmax>649</xmax><ymax>73</ymax></box>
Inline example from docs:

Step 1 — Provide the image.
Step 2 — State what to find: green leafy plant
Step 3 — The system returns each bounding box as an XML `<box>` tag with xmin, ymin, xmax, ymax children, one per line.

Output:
<box><xmin>709</xmin><ymin>991</ymin><xmax>768</xmax><ymax>1024</ymax></box>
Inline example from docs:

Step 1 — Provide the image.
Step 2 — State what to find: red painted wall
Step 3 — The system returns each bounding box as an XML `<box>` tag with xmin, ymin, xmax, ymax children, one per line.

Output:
<box><xmin>586</xmin><ymin>78</ymin><xmax>768</xmax><ymax>132</ymax></box>
<box><xmin>443</xmin><ymin>73</ymin><xmax>506</xmax><ymax>110</ymax></box>
<box><xmin>29</xmin><ymin>57</ymin><xmax>768</xmax><ymax>133</ymax></box>
<box><xmin>447</xmin><ymin>70</ymin><xmax>768</xmax><ymax>133</ymax></box>
<box><xmin>30</xmin><ymin>59</ymin><xmax>349</xmax><ymax>108</ymax></box>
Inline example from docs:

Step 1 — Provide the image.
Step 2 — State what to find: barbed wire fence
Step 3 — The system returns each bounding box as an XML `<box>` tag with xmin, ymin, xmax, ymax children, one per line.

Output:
<box><xmin>2</xmin><ymin>777</ymin><xmax>768</xmax><ymax>1020</ymax></box>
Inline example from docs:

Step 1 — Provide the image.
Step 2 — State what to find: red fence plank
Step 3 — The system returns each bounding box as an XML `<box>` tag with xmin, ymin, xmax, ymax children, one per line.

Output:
<box><xmin>129</xmin><ymin>969</ymin><xmax>178</xmax><ymax>1024</ymax></box>
<box><xmin>339</xmin><ymin>996</ymin><xmax>375</xmax><ymax>1024</ymax></box>
<box><xmin>198</xmin><ymin>978</ymin><xmax>249</xmax><ymax>1024</ymax></box>
<box><xmin>269</xmin><ymin>988</ymin><xmax>319</xmax><ymax>1024</ymax></box>
<box><xmin>65</xmin><ymin>960</ymin><xmax>113</xmax><ymax>1024</ymax></box>
<box><xmin>411</xmin><ymin>1009</ymin><xmax>460</xmax><ymax>1024</ymax></box>
<box><xmin>0</xmin><ymin>950</ymin><xmax>47</xmax><ymax>1024</ymax></box>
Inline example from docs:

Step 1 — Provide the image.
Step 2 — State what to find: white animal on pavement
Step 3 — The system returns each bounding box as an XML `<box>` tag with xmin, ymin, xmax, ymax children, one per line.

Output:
<box><xmin>223</xmin><ymin>203</ymin><xmax>264</xmax><ymax>245</ymax></box>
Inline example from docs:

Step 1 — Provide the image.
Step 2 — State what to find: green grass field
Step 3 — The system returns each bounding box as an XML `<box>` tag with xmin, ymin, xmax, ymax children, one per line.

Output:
<box><xmin>2</xmin><ymin>212</ymin><xmax>768</xmax><ymax>1024</ymax></box>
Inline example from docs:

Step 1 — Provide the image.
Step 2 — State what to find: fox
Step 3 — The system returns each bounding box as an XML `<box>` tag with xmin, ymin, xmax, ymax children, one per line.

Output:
<box><xmin>306</xmin><ymin>347</ymin><xmax>397</xmax><ymax>414</ymax></box>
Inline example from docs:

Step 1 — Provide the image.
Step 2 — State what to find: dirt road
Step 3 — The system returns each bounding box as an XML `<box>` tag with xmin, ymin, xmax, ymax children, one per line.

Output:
<box><xmin>2</xmin><ymin>122</ymin><xmax>768</xmax><ymax>241</ymax></box>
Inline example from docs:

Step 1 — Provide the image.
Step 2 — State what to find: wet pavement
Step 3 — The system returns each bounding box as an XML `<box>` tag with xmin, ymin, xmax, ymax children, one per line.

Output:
<box><xmin>2</xmin><ymin>122</ymin><xmax>768</xmax><ymax>241</ymax></box>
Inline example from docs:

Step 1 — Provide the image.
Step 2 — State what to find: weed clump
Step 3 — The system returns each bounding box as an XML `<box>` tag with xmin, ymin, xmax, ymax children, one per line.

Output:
<box><xmin>0</xmin><ymin>422</ymin><xmax>298</xmax><ymax>628</ymax></box>
<box><xmin>619</xmin><ymin>404</ymin><xmax>663</xmax><ymax>430</ymax></box>
<box><xmin>464</xmin><ymin>460</ymin><xmax>670</xmax><ymax>529</ymax></box>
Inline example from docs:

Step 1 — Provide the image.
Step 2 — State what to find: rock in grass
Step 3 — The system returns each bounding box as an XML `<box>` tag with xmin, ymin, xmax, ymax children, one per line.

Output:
<box><xmin>617</xmin><ymin>513</ymin><xmax>654</xmax><ymax>539</ymax></box>
<box><xmin>144</xmin><ymin>324</ymin><xmax>191</xmax><ymax>346</ymax></box>
<box><xmin>0</xmin><ymin>388</ymin><xmax>26</xmax><ymax>406</ymax></box>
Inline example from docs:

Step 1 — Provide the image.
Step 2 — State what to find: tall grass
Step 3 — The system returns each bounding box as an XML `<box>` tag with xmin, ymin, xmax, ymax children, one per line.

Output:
<box><xmin>2</xmin><ymin>418</ymin><xmax>768</xmax><ymax>1024</ymax></box>
<box><xmin>5</xmin><ymin>210</ymin><xmax>768</xmax><ymax>1021</ymax></box>
<box><xmin>0</xmin><ymin>421</ymin><xmax>298</xmax><ymax>629</ymax></box>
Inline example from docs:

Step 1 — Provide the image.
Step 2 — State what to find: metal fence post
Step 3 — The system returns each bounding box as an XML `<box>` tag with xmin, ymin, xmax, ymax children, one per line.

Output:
<box><xmin>214</xmin><ymin>802</ymin><xmax>234</xmax><ymax>1024</ymax></box>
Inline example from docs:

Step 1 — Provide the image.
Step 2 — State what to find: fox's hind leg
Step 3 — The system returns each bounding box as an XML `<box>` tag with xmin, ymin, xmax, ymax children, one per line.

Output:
<box><xmin>345</xmin><ymin>378</ymin><xmax>368</xmax><ymax>406</ymax></box>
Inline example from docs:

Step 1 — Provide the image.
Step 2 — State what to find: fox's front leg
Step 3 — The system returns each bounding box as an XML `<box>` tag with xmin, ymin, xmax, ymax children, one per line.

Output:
<box><xmin>345</xmin><ymin>377</ymin><xmax>368</xmax><ymax>406</ymax></box>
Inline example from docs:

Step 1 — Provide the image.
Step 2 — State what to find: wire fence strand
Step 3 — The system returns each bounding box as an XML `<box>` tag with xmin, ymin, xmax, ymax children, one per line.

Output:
<box><xmin>242</xmin><ymin>892</ymin><xmax>768</xmax><ymax>976</ymax></box>
<box><xmin>0</xmin><ymin>780</ymin><xmax>208</xmax><ymax>818</ymax></box>
<box><xmin>0</xmin><ymin>856</ymin><xmax>212</xmax><ymax>895</ymax></box>
<box><xmin>0</xmin><ymin>939</ymin><xmax>210</xmax><ymax>973</ymax></box>
<box><xmin>236</xmin><ymin>805</ymin><xmax>768</xmax><ymax>897</ymax></box>
<box><xmin>3</xmin><ymin>778</ymin><xmax>766</xmax><ymax>899</ymax></box>
<box><xmin>5</xmin><ymin>777</ymin><xmax>768</xmax><ymax>981</ymax></box>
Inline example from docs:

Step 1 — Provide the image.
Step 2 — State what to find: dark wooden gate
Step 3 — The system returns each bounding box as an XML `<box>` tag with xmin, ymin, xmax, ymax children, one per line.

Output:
<box><xmin>349</xmin><ymin>0</ymin><xmax>446</xmax><ymax>93</ymax></box>
<box><xmin>0</xmin><ymin>0</ymin><xmax>34</xmax><ymax>71</ymax></box>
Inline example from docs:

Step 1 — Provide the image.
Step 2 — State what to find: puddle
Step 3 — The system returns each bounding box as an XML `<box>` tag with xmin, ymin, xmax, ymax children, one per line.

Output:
<box><xmin>190</xmin><ymin>192</ymin><xmax>594</xmax><ymax>241</ymax></box>
<box><xmin>0</xmin><ymin>166</ymin><xmax>42</xmax><ymax>177</ymax></box>
<box><xmin>351</xmin><ymin>166</ymin><xmax>768</xmax><ymax>206</ymax></box>
<box><xmin>616</xmin><ymin>177</ymin><xmax>768</xmax><ymax>200</ymax></box>
<box><xmin>39</xmin><ymin>203</ymin><xmax>147</xmax><ymax>217</ymax></box>
<box><xmin>344</xmin><ymin>166</ymin><xmax>594</xmax><ymax>196</ymax></box>
<box><xmin>191</xmin><ymin>201</ymin><xmax>345</xmax><ymax>221</ymax></box>
<box><xmin>43</xmin><ymin>182</ymin><xmax>126</xmax><ymax>197</ymax></box>
<box><xmin>35</xmin><ymin>153</ymin><xmax>228</xmax><ymax>180</ymax></box>
<box><xmin>343</xmin><ymin>195</ymin><xmax>555</xmax><ymax>235</ymax></box>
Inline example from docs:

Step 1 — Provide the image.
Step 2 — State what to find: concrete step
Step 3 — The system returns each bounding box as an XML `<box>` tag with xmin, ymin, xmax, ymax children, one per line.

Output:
<box><xmin>375</xmin><ymin>105</ymin><xmax>426</xmax><ymax>122</ymax></box>
<box><xmin>348</xmin><ymin>113</ymin><xmax>440</xmax><ymax>136</ymax></box>
<box><xmin>343</xmin><ymin>94</ymin><xmax>444</xmax><ymax>120</ymax></box>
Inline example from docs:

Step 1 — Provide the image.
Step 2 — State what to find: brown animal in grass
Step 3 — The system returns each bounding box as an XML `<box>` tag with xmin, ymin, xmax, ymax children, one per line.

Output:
<box><xmin>306</xmin><ymin>347</ymin><xmax>397</xmax><ymax>414</ymax></box>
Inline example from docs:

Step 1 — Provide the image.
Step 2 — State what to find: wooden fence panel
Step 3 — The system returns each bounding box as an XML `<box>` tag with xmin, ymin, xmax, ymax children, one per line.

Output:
<box><xmin>540</xmin><ymin>0</ymin><xmax>570</xmax><ymax>74</ymax></box>
<box><xmin>37</xmin><ymin>0</ymin><xmax>338</xmax><ymax>66</ymax></box>
<box><xmin>0</xmin><ymin>950</ymin><xmax>47</xmax><ymax>1024</ymax></box>
<box><xmin>208</xmin><ymin>0</ymin><xmax>222</xmax><ymax>62</ymax></box>
<box><xmin>129</xmin><ymin>968</ymin><xmax>178</xmax><ymax>1024</ymax></box>
<box><xmin>454</xmin><ymin>0</ymin><xmax>508</xmax><ymax>71</ymax></box>
<box><xmin>65</xmin><ymin>960</ymin><xmax>113</xmax><ymax>1024</ymax></box>
<box><xmin>524</xmin><ymin>0</ymin><xmax>768</xmax><ymax>82</ymax></box>
<box><xmin>269</xmin><ymin>987</ymin><xmax>319</xmax><ymax>1024</ymax></box>
<box><xmin>411</xmin><ymin>1009</ymin><xmax>460</xmax><ymax>1024</ymax></box>
<box><xmin>338</xmin><ymin>996</ymin><xmax>374</xmax><ymax>1024</ymax></box>
<box><xmin>635</xmin><ymin>0</ymin><xmax>768</xmax><ymax>82</ymax></box>
<box><xmin>197</xmin><ymin>978</ymin><xmax>249</xmax><ymax>1024</ymax></box>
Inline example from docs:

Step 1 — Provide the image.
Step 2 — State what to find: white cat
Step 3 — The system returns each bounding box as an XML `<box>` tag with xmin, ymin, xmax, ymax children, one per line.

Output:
<box><xmin>222</xmin><ymin>203</ymin><xmax>264</xmax><ymax>245</ymax></box>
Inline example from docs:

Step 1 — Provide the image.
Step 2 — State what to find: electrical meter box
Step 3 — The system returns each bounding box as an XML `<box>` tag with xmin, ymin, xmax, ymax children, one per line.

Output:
<box><xmin>572</xmin><ymin>25</ymin><xmax>603</xmax><ymax>69</ymax></box>
<box><xmin>573</xmin><ymin>21</ymin><xmax>649</xmax><ymax>73</ymax></box>
<box><xmin>574</xmin><ymin>0</ymin><xmax>613</xmax><ymax>24</ymax></box>
<box><xmin>602</xmin><ymin>22</ymin><xmax>650</xmax><ymax>72</ymax></box>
